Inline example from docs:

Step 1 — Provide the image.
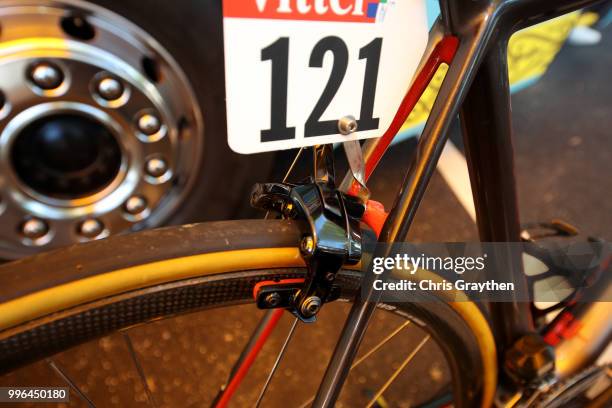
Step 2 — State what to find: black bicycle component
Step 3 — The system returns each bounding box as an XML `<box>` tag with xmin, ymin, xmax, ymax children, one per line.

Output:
<box><xmin>504</xmin><ymin>333</ymin><xmax>556</xmax><ymax>386</ymax></box>
<box><xmin>256</xmin><ymin>284</ymin><xmax>298</xmax><ymax>309</ymax></box>
<box><xmin>255</xmin><ymin>282</ymin><xmax>342</xmax><ymax>323</ymax></box>
<box><xmin>532</xmin><ymin>364</ymin><xmax>611</xmax><ymax>408</ymax></box>
<box><xmin>520</xmin><ymin>220</ymin><xmax>610</xmax><ymax>320</ymax></box>
<box><xmin>251</xmin><ymin>145</ymin><xmax>364</xmax><ymax>321</ymax></box>
<box><xmin>499</xmin><ymin>364</ymin><xmax>611</xmax><ymax>408</ymax></box>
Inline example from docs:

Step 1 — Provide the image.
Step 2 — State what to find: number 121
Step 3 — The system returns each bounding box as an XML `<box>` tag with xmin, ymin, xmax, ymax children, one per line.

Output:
<box><xmin>261</xmin><ymin>36</ymin><xmax>382</xmax><ymax>142</ymax></box>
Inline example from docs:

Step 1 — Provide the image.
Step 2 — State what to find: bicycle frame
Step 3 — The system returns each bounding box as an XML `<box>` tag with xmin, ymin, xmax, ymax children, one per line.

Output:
<box><xmin>313</xmin><ymin>0</ymin><xmax>603</xmax><ymax>406</ymax></box>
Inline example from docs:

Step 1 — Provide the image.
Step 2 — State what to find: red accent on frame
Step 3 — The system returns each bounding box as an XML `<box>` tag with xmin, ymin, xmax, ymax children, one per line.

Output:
<box><xmin>214</xmin><ymin>278</ymin><xmax>306</xmax><ymax>408</ymax></box>
<box><xmin>356</xmin><ymin>36</ymin><xmax>459</xmax><ymax>239</ymax></box>
<box><xmin>362</xmin><ymin>199</ymin><xmax>387</xmax><ymax>237</ymax></box>
<box><xmin>543</xmin><ymin>311</ymin><xmax>583</xmax><ymax>346</ymax></box>
<box><xmin>252</xmin><ymin>278</ymin><xmax>307</xmax><ymax>300</ymax></box>
<box><xmin>364</xmin><ymin>35</ymin><xmax>459</xmax><ymax>181</ymax></box>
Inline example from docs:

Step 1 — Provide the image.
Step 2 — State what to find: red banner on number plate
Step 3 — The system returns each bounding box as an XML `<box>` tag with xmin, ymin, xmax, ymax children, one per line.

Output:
<box><xmin>223</xmin><ymin>0</ymin><xmax>381</xmax><ymax>23</ymax></box>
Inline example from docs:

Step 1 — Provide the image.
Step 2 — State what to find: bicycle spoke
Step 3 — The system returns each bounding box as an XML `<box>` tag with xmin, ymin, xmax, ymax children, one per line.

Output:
<box><xmin>223</xmin><ymin>310</ymin><xmax>279</xmax><ymax>389</ymax></box>
<box><xmin>254</xmin><ymin>317</ymin><xmax>299</xmax><ymax>408</ymax></box>
<box><xmin>265</xmin><ymin>147</ymin><xmax>304</xmax><ymax>219</ymax></box>
<box><xmin>350</xmin><ymin>320</ymin><xmax>412</xmax><ymax>369</ymax></box>
<box><xmin>253</xmin><ymin>147</ymin><xmax>306</xmax><ymax>405</ymax></box>
<box><xmin>282</xmin><ymin>147</ymin><xmax>305</xmax><ymax>183</ymax></box>
<box><xmin>123</xmin><ymin>332</ymin><xmax>157</xmax><ymax>407</ymax></box>
<box><xmin>46</xmin><ymin>358</ymin><xmax>96</xmax><ymax>408</ymax></box>
<box><xmin>364</xmin><ymin>335</ymin><xmax>430</xmax><ymax>408</ymax></box>
<box><xmin>297</xmin><ymin>320</ymin><xmax>411</xmax><ymax>408</ymax></box>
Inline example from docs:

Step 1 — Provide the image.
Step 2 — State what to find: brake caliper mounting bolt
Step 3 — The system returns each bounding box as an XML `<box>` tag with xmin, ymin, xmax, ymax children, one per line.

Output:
<box><xmin>78</xmin><ymin>218</ymin><xmax>104</xmax><ymax>238</ymax></box>
<box><xmin>282</xmin><ymin>202</ymin><xmax>294</xmax><ymax>217</ymax></box>
<box><xmin>300</xmin><ymin>235</ymin><xmax>315</xmax><ymax>256</ymax></box>
<box><xmin>145</xmin><ymin>158</ymin><xmax>168</xmax><ymax>178</ymax></box>
<box><xmin>21</xmin><ymin>218</ymin><xmax>49</xmax><ymax>239</ymax></box>
<box><xmin>337</xmin><ymin>115</ymin><xmax>358</xmax><ymax>135</ymax></box>
<box><xmin>264</xmin><ymin>292</ymin><xmax>281</xmax><ymax>307</ymax></box>
<box><xmin>97</xmin><ymin>77</ymin><xmax>124</xmax><ymax>100</ymax></box>
<box><xmin>138</xmin><ymin>113</ymin><xmax>162</xmax><ymax>135</ymax></box>
<box><xmin>30</xmin><ymin>62</ymin><xmax>64</xmax><ymax>90</ymax></box>
<box><xmin>124</xmin><ymin>195</ymin><xmax>148</xmax><ymax>215</ymax></box>
<box><xmin>300</xmin><ymin>296</ymin><xmax>322</xmax><ymax>317</ymax></box>
<box><xmin>504</xmin><ymin>333</ymin><xmax>555</xmax><ymax>385</ymax></box>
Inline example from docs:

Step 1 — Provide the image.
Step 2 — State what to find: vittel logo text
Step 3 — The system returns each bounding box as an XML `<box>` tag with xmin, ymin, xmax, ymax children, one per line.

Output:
<box><xmin>224</xmin><ymin>0</ymin><xmax>388</xmax><ymax>23</ymax></box>
<box><xmin>255</xmin><ymin>0</ymin><xmax>367</xmax><ymax>16</ymax></box>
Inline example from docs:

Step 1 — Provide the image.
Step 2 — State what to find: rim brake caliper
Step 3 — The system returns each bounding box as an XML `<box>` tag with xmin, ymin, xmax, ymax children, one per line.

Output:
<box><xmin>250</xmin><ymin>145</ymin><xmax>365</xmax><ymax>322</ymax></box>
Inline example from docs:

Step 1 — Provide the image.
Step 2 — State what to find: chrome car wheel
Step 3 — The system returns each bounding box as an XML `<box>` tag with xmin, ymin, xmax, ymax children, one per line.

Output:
<box><xmin>0</xmin><ymin>0</ymin><xmax>204</xmax><ymax>259</ymax></box>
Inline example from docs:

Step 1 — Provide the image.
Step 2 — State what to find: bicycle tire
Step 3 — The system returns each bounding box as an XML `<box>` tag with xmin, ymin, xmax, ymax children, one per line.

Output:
<box><xmin>0</xmin><ymin>219</ymin><xmax>496</xmax><ymax>407</ymax></box>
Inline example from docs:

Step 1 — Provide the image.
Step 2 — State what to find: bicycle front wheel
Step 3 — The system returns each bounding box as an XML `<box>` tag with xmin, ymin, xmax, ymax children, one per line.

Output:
<box><xmin>0</xmin><ymin>219</ymin><xmax>496</xmax><ymax>407</ymax></box>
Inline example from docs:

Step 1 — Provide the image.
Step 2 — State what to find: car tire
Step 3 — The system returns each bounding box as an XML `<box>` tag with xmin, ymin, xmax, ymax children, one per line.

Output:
<box><xmin>88</xmin><ymin>0</ymin><xmax>276</xmax><ymax>223</ymax></box>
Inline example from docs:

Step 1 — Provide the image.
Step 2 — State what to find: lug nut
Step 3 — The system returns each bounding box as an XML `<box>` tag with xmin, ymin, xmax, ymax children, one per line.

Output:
<box><xmin>264</xmin><ymin>292</ymin><xmax>281</xmax><ymax>307</ymax></box>
<box><xmin>300</xmin><ymin>235</ymin><xmax>315</xmax><ymax>255</ymax></box>
<box><xmin>78</xmin><ymin>218</ymin><xmax>104</xmax><ymax>238</ymax></box>
<box><xmin>97</xmin><ymin>77</ymin><xmax>124</xmax><ymax>100</ymax></box>
<box><xmin>337</xmin><ymin>115</ymin><xmax>358</xmax><ymax>135</ymax></box>
<box><xmin>300</xmin><ymin>296</ymin><xmax>322</xmax><ymax>317</ymax></box>
<box><xmin>137</xmin><ymin>113</ymin><xmax>162</xmax><ymax>135</ymax></box>
<box><xmin>124</xmin><ymin>195</ymin><xmax>148</xmax><ymax>215</ymax></box>
<box><xmin>21</xmin><ymin>218</ymin><xmax>49</xmax><ymax>239</ymax></box>
<box><xmin>29</xmin><ymin>62</ymin><xmax>64</xmax><ymax>90</ymax></box>
<box><xmin>145</xmin><ymin>158</ymin><xmax>168</xmax><ymax>178</ymax></box>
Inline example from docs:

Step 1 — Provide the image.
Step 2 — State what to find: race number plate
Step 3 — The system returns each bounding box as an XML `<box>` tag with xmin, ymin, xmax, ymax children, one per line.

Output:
<box><xmin>223</xmin><ymin>0</ymin><xmax>428</xmax><ymax>154</ymax></box>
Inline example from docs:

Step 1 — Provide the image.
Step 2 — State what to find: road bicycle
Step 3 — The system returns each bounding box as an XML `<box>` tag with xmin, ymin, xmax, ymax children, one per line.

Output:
<box><xmin>0</xmin><ymin>0</ymin><xmax>610</xmax><ymax>407</ymax></box>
